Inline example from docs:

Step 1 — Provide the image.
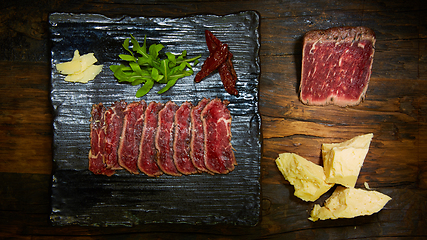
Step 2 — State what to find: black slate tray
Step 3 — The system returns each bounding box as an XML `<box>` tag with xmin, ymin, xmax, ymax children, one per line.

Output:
<box><xmin>49</xmin><ymin>11</ymin><xmax>261</xmax><ymax>227</ymax></box>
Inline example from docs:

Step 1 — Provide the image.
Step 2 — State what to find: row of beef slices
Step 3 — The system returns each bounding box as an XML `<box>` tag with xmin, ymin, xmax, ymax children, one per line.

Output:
<box><xmin>88</xmin><ymin>98</ymin><xmax>236</xmax><ymax>177</ymax></box>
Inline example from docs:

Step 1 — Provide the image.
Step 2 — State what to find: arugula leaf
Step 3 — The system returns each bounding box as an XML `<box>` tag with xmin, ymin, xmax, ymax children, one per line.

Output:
<box><xmin>166</xmin><ymin>52</ymin><xmax>176</xmax><ymax>65</ymax></box>
<box><xmin>149</xmin><ymin>44</ymin><xmax>164</xmax><ymax>60</ymax></box>
<box><xmin>130</xmin><ymin>35</ymin><xmax>142</xmax><ymax>54</ymax></box>
<box><xmin>158</xmin><ymin>59</ymin><xmax>170</xmax><ymax>83</ymax></box>
<box><xmin>136</xmin><ymin>79</ymin><xmax>154</xmax><ymax>97</ymax></box>
<box><xmin>158</xmin><ymin>77</ymin><xmax>179</xmax><ymax>94</ymax></box>
<box><xmin>122</xmin><ymin>38</ymin><xmax>132</xmax><ymax>55</ymax></box>
<box><xmin>150</xmin><ymin>68</ymin><xmax>164</xmax><ymax>82</ymax></box>
<box><xmin>119</xmin><ymin>54</ymin><xmax>137</xmax><ymax>62</ymax></box>
<box><xmin>109</xmin><ymin>34</ymin><xmax>201</xmax><ymax>97</ymax></box>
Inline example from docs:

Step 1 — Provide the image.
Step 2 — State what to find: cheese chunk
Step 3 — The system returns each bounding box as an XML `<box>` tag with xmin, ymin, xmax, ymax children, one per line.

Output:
<box><xmin>309</xmin><ymin>186</ymin><xmax>391</xmax><ymax>221</ymax></box>
<box><xmin>322</xmin><ymin>133</ymin><xmax>373</xmax><ymax>187</ymax></box>
<box><xmin>276</xmin><ymin>153</ymin><xmax>334</xmax><ymax>202</ymax></box>
<box><xmin>56</xmin><ymin>50</ymin><xmax>103</xmax><ymax>83</ymax></box>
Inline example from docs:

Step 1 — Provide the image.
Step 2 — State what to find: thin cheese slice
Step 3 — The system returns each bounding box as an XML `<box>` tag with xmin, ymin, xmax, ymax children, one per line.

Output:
<box><xmin>56</xmin><ymin>50</ymin><xmax>102</xmax><ymax>83</ymax></box>
<box><xmin>275</xmin><ymin>153</ymin><xmax>334</xmax><ymax>202</ymax></box>
<box><xmin>65</xmin><ymin>64</ymin><xmax>103</xmax><ymax>83</ymax></box>
<box><xmin>56</xmin><ymin>50</ymin><xmax>82</xmax><ymax>74</ymax></box>
<box><xmin>309</xmin><ymin>186</ymin><xmax>391</xmax><ymax>222</ymax></box>
<box><xmin>322</xmin><ymin>133</ymin><xmax>373</xmax><ymax>187</ymax></box>
<box><xmin>79</xmin><ymin>53</ymin><xmax>98</xmax><ymax>72</ymax></box>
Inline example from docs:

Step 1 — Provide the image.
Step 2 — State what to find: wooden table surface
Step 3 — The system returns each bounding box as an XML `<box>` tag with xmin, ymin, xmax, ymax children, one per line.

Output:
<box><xmin>1</xmin><ymin>0</ymin><xmax>426</xmax><ymax>239</ymax></box>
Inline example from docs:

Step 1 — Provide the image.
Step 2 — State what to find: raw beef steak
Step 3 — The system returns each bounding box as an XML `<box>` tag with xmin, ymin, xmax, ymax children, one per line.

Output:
<box><xmin>300</xmin><ymin>26</ymin><xmax>376</xmax><ymax>107</ymax></box>
<box><xmin>190</xmin><ymin>98</ymin><xmax>212</xmax><ymax>174</ymax></box>
<box><xmin>138</xmin><ymin>101</ymin><xmax>164</xmax><ymax>177</ymax></box>
<box><xmin>155</xmin><ymin>101</ymin><xmax>181</xmax><ymax>176</ymax></box>
<box><xmin>88</xmin><ymin>103</ymin><xmax>115</xmax><ymax>176</ymax></box>
<box><xmin>173</xmin><ymin>101</ymin><xmax>197</xmax><ymax>175</ymax></box>
<box><xmin>201</xmin><ymin>98</ymin><xmax>236</xmax><ymax>174</ymax></box>
<box><xmin>103</xmin><ymin>100</ymin><xmax>127</xmax><ymax>170</ymax></box>
<box><xmin>118</xmin><ymin>100</ymin><xmax>146</xmax><ymax>174</ymax></box>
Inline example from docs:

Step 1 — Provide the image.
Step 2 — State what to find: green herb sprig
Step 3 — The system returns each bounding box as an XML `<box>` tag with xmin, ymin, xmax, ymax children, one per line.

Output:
<box><xmin>109</xmin><ymin>35</ymin><xmax>201</xmax><ymax>97</ymax></box>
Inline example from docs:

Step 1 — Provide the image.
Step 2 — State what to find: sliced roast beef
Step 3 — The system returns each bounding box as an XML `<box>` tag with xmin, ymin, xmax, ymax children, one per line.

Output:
<box><xmin>173</xmin><ymin>101</ymin><xmax>197</xmax><ymax>175</ymax></box>
<box><xmin>190</xmin><ymin>98</ymin><xmax>212</xmax><ymax>174</ymax></box>
<box><xmin>138</xmin><ymin>101</ymin><xmax>164</xmax><ymax>177</ymax></box>
<box><xmin>155</xmin><ymin>101</ymin><xmax>181</xmax><ymax>176</ymax></box>
<box><xmin>88</xmin><ymin>103</ymin><xmax>115</xmax><ymax>176</ymax></box>
<box><xmin>201</xmin><ymin>98</ymin><xmax>236</xmax><ymax>174</ymax></box>
<box><xmin>89</xmin><ymin>99</ymin><xmax>236</xmax><ymax>177</ymax></box>
<box><xmin>118</xmin><ymin>100</ymin><xmax>146</xmax><ymax>174</ymax></box>
<box><xmin>103</xmin><ymin>100</ymin><xmax>127</xmax><ymax>170</ymax></box>
<box><xmin>300</xmin><ymin>26</ymin><xmax>376</xmax><ymax>107</ymax></box>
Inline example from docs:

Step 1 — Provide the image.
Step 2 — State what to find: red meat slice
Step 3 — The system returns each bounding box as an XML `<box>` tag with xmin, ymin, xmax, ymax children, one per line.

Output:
<box><xmin>103</xmin><ymin>100</ymin><xmax>127</xmax><ymax>170</ymax></box>
<box><xmin>300</xmin><ymin>26</ymin><xmax>376</xmax><ymax>107</ymax></box>
<box><xmin>155</xmin><ymin>101</ymin><xmax>181</xmax><ymax>176</ymax></box>
<box><xmin>88</xmin><ymin>103</ymin><xmax>115</xmax><ymax>176</ymax></box>
<box><xmin>190</xmin><ymin>98</ymin><xmax>212</xmax><ymax>174</ymax></box>
<box><xmin>118</xmin><ymin>100</ymin><xmax>147</xmax><ymax>174</ymax></box>
<box><xmin>173</xmin><ymin>101</ymin><xmax>197</xmax><ymax>175</ymax></box>
<box><xmin>137</xmin><ymin>101</ymin><xmax>164</xmax><ymax>177</ymax></box>
<box><xmin>201</xmin><ymin>98</ymin><xmax>236</xmax><ymax>174</ymax></box>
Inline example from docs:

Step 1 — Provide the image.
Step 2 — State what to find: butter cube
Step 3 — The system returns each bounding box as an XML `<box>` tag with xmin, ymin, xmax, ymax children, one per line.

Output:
<box><xmin>276</xmin><ymin>153</ymin><xmax>334</xmax><ymax>202</ymax></box>
<box><xmin>309</xmin><ymin>186</ymin><xmax>391</xmax><ymax>221</ymax></box>
<box><xmin>322</xmin><ymin>133</ymin><xmax>373</xmax><ymax>187</ymax></box>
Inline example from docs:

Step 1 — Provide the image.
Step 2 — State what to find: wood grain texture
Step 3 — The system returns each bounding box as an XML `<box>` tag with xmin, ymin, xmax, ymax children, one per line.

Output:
<box><xmin>1</xmin><ymin>0</ymin><xmax>427</xmax><ymax>239</ymax></box>
<box><xmin>0</xmin><ymin>62</ymin><xmax>52</xmax><ymax>174</ymax></box>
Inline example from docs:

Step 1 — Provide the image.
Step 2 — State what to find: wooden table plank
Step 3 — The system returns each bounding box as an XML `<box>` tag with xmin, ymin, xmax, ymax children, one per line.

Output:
<box><xmin>0</xmin><ymin>62</ymin><xmax>52</xmax><ymax>174</ymax></box>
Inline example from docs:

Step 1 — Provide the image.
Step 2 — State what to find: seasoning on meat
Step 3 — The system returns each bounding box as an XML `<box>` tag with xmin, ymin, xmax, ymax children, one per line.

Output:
<box><xmin>205</xmin><ymin>30</ymin><xmax>239</xmax><ymax>95</ymax></box>
<box><xmin>155</xmin><ymin>101</ymin><xmax>182</xmax><ymax>176</ymax></box>
<box><xmin>190</xmin><ymin>98</ymin><xmax>213</xmax><ymax>174</ymax></box>
<box><xmin>173</xmin><ymin>101</ymin><xmax>198</xmax><ymax>175</ymax></box>
<box><xmin>88</xmin><ymin>103</ymin><xmax>115</xmax><ymax>176</ymax></box>
<box><xmin>138</xmin><ymin>101</ymin><xmax>164</xmax><ymax>177</ymax></box>
<box><xmin>202</xmin><ymin>98</ymin><xmax>236</xmax><ymax>174</ymax></box>
<box><xmin>118</xmin><ymin>100</ymin><xmax>147</xmax><ymax>174</ymax></box>
<box><xmin>300</xmin><ymin>26</ymin><xmax>376</xmax><ymax>107</ymax></box>
<box><xmin>103</xmin><ymin>100</ymin><xmax>127</xmax><ymax>170</ymax></box>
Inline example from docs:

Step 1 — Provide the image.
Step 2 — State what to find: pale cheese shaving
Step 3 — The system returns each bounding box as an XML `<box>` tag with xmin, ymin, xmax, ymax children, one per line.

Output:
<box><xmin>56</xmin><ymin>50</ymin><xmax>103</xmax><ymax>83</ymax></box>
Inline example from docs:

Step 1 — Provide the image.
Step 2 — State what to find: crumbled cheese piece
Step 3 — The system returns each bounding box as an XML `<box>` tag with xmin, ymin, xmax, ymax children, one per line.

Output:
<box><xmin>322</xmin><ymin>133</ymin><xmax>373</xmax><ymax>187</ymax></box>
<box><xmin>309</xmin><ymin>186</ymin><xmax>391</xmax><ymax>222</ymax></box>
<box><xmin>56</xmin><ymin>50</ymin><xmax>103</xmax><ymax>83</ymax></box>
<box><xmin>364</xmin><ymin>182</ymin><xmax>371</xmax><ymax>190</ymax></box>
<box><xmin>275</xmin><ymin>153</ymin><xmax>334</xmax><ymax>202</ymax></box>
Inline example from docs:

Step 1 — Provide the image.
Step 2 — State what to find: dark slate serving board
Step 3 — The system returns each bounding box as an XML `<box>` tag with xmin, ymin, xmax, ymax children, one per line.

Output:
<box><xmin>49</xmin><ymin>11</ymin><xmax>261</xmax><ymax>227</ymax></box>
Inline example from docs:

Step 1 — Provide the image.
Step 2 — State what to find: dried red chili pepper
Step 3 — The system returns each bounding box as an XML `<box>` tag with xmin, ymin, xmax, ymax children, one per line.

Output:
<box><xmin>205</xmin><ymin>29</ymin><xmax>222</xmax><ymax>52</ymax></box>
<box><xmin>219</xmin><ymin>52</ymin><xmax>238</xmax><ymax>95</ymax></box>
<box><xmin>197</xmin><ymin>30</ymin><xmax>239</xmax><ymax>95</ymax></box>
<box><xmin>194</xmin><ymin>43</ymin><xmax>229</xmax><ymax>83</ymax></box>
